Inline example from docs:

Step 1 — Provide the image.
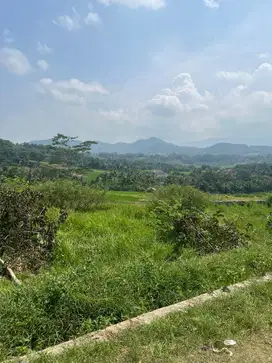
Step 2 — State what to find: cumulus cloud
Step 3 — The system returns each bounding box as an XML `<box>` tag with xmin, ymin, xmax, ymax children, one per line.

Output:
<box><xmin>216</xmin><ymin>71</ymin><xmax>252</xmax><ymax>84</ymax></box>
<box><xmin>53</xmin><ymin>6</ymin><xmax>101</xmax><ymax>31</ymax></box>
<box><xmin>37</xmin><ymin>42</ymin><xmax>53</xmax><ymax>54</ymax></box>
<box><xmin>3</xmin><ymin>28</ymin><xmax>15</xmax><ymax>44</ymax></box>
<box><xmin>259</xmin><ymin>52</ymin><xmax>270</xmax><ymax>60</ymax></box>
<box><xmin>97</xmin><ymin>0</ymin><xmax>165</xmax><ymax>10</ymax></box>
<box><xmin>147</xmin><ymin>73</ymin><xmax>212</xmax><ymax>117</ymax></box>
<box><xmin>37</xmin><ymin>60</ymin><xmax>49</xmax><ymax>71</ymax></box>
<box><xmin>204</xmin><ymin>0</ymin><xmax>219</xmax><ymax>9</ymax></box>
<box><xmin>39</xmin><ymin>78</ymin><xmax>109</xmax><ymax>106</ymax></box>
<box><xmin>0</xmin><ymin>47</ymin><xmax>32</xmax><ymax>75</ymax></box>
<box><xmin>53</xmin><ymin>8</ymin><xmax>81</xmax><ymax>31</ymax></box>
<box><xmin>145</xmin><ymin>61</ymin><xmax>272</xmax><ymax>139</ymax></box>
<box><xmin>99</xmin><ymin>108</ymin><xmax>132</xmax><ymax>123</ymax></box>
<box><xmin>147</xmin><ymin>94</ymin><xmax>184</xmax><ymax>117</ymax></box>
<box><xmin>84</xmin><ymin>12</ymin><xmax>101</xmax><ymax>26</ymax></box>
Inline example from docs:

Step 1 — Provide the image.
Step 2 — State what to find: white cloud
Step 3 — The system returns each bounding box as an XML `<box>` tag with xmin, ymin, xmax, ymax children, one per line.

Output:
<box><xmin>259</xmin><ymin>52</ymin><xmax>270</xmax><ymax>60</ymax></box>
<box><xmin>147</xmin><ymin>94</ymin><xmax>184</xmax><ymax>116</ymax></box>
<box><xmin>255</xmin><ymin>62</ymin><xmax>272</xmax><ymax>73</ymax></box>
<box><xmin>37</xmin><ymin>60</ymin><xmax>49</xmax><ymax>71</ymax></box>
<box><xmin>50</xmin><ymin>89</ymin><xmax>85</xmax><ymax>105</ymax></box>
<box><xmin>144</xmin><ymin>60</ymin><xmax>272</xmax><ymax>139</ymax></box>
<box><xmin>53</xmin><ymin>7</ymin><xmax>102</xmax><ymax>30</ymax></box>
<box><xmin>204</xmin><ymin>0</ymin><xmax>219</xmax><ymax>9</ymax></box>
<box><xmin>216</xmin><ymin>71</ymin><xmax>252</xmax><ymax>84</ymax></box>
<box><xmin>100</xmin><ymin>108</ymin><xmax>132</xmax><ymax>123</ymax></box>
<box><xmin>147</xmin><ymin>73</ymin><xmax>212</xmax><ymax>117</ymax></box>
<box><xmin>54</xmin><ymin>78</ymin><xmax>109</xmax><ymax>94</ymax></box>
<box><xmin>53</xmin><ymin>8</ymin><xmax>81</xmax><ymax>31</ymax></box>
<box><xmin>3</xmin><ymin>28</ymin><xmax>15</xmax><ymax>44</ymax></box>
<box><xmin>37</xmin><ymin>42</ymin><xmax>53</xmax><ymax>55</ymax></box>
<box><xmin>97</xmin><ymin>0</ymin><xmax>165</xmax><ymax>10</ymax></box>
<box><xmin>84</xmin><ymin>12</ymin><xmax>101</xmax><ymax>26</ymax></box>
<box><xmin>0</xmin><ymin>47</ymin><xmax>32</xmax><ymax>75</ymax></box>
<box><xmin>39</xmin><ymin>78</ymin><xmax>109</xmax><ymax>106</ymax></box>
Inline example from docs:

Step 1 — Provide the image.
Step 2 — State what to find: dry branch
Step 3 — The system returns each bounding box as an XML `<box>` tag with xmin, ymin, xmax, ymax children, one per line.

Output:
<box><xmin>0</xmin><ymin>258</ymin><xmax>22</xmax><ymax>285</ymax></box>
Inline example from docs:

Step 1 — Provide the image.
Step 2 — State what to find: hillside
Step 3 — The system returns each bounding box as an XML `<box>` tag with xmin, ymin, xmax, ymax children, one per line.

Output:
<box><xmin>31</xmin><ymin>137</ymin><xmax>272</xmax><ymax>156</ymax></box>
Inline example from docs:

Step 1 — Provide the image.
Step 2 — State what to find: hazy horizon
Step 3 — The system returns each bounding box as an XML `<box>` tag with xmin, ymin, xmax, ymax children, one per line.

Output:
<box><xmin>1</xmin><ymin>1</ymin><xmax>272</xmax><ymax>145</ymax></box>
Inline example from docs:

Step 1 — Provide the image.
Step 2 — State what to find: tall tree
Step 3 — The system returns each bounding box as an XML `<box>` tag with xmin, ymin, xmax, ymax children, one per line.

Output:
<box><xmin>52</xmin><ymin>134</ymin><xmax>97</xmax><ymax>167</ymax></box>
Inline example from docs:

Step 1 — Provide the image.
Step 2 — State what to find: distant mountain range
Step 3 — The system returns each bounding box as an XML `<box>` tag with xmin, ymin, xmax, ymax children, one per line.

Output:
<box><xmin>30</xmin><ymin>137</ymin><xmax>272</xmax><ymax>156</ymax></box>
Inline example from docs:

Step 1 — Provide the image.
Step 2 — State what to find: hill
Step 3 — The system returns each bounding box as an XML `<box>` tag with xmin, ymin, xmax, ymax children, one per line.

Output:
<box><xmin>30</xmin><ymin>137</ymin><xmax>272</xmax><ymax>156</ymax></box>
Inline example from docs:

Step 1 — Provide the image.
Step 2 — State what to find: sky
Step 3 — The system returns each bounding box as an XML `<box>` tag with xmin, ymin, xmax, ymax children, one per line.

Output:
<box><xmin>1</xmin><ymin>0</ymin><xmax>272</xmax><ymax>145</ymax></box>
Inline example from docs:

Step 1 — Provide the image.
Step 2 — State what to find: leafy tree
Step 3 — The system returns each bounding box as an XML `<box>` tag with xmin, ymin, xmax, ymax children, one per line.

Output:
<box><xmin>52</xmin><ymin>134</ymin><xmax>97</xmax><ymax>167</ymax></box>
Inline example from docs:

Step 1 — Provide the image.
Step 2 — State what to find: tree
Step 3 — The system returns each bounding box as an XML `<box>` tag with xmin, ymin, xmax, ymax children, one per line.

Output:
<box><xmin>51</xmin><ymin>134</ymin><xmax>98</xmax><ymax>167</ymax></box>
<box><xmin>52</xmin><ymin>133</ymin><xmax>78</xmax><ymax>148</ymax></box>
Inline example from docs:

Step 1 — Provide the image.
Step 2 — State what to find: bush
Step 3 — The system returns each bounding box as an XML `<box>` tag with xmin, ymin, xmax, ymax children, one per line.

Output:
<box><xmin>150</xmin><ymin>185</ymin><xmax>209</xmax><ymax>211</ymax></box>
<box><xmin>0</xmin><ymin>185</ymin><xmax>67</xmax><ymax>271</ymax></box>
<box><xmin>151</xmin><ymin>199</ymin><xmax>247</xmax><ymax>256</ymax></box>
<box><xmin>266</xmin><ymin>195</ymin><xmax>272</xmax><ymax>207</ymax></box>
<box><xmin>35</xmin><ymin>180</ymin><xmax>106</xmax><ymax>212</ymax></box>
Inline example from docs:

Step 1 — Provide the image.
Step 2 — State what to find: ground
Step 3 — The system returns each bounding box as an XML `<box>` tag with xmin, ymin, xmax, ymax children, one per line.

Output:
<box><xmin>1</xmin><ymin>189</ymin><xmax>271</xmax><ymax>361</ymax></box>
<box><xmin>31</xmin><ymin>281</ymin><xmax>272</xmax><ymax>363</ymax></box>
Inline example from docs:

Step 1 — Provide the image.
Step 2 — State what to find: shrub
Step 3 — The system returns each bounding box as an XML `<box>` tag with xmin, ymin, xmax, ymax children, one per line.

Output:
<box><xmin>35</xmin><ymin>180</ymin><xmax>106</xmax><ymax>212</ymax></box>
<box><xmin>266</xmin><ymin>195</ymin><xmax>272</xmax><ymax>207</ymax></box>
<box><xmin>152</xmin><ymin>200</ymin><xmax>247</xmax><ymax>256</ymax></box>
<box><xmin>150</xmin><ymin>185</ymin><xmax>209</xmax><ymax>211</ymax></box>
<box><xmin>0</xmin><ymin>185</ymin><xmax>67</xmax><ymax>271</ymax></box>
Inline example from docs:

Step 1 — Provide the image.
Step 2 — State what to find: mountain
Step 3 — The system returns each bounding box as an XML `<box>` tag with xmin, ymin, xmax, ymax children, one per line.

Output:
<box><xmin>30</xmin><ymin>137</ymin><xmax>272</xmax><ymax>156</ymax></box>
<box><xmin>91</xmin><ymin>137</ymin><xmax>199</xmax><ymax>155</ymax></box>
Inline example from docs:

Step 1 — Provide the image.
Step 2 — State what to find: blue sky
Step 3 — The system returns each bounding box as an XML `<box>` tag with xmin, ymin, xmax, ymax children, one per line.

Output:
<box><xmin>1</xmin><ymin>0</ymin><xmax>272</xmax><ymax>145</ymax></box>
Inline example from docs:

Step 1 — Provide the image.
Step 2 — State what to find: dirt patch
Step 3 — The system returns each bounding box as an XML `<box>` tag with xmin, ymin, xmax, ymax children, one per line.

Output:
<box><xmin>180</xmin><ymin>334</ymin><xmax>272</xmax><ymax>363</ymax></box>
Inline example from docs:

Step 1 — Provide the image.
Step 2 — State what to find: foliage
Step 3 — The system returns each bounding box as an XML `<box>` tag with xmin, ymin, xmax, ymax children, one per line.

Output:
<box><xmin>0</xmin><ymin>203</ymin><xmax>271</xmax><ymax>358</ymax></box>
<box><xmin>266</xmin><ymin>195</ymin><xmax>272</xmax><ymax>207</ymax></box>
<box><xmin>150</xmin><ymin>185</ymin><xmax>209</xmax><ymax>211</ymax></box>
<box><xmin>35</xmin><ymin>180</ymin><xmax>106</xmax><ymax>212</ymax></box>
<box><xmin>94</xmin><ymin>169</ymin><xmax>157</xmax><ymax>191</ymax></box>
<box><xmin>153</xmin><ymin>202</ymin><xmax>247</xmax><ymax>255</ymax></box>
<box><xmin>2</xmin><ymin>137</ymin><xmax>272</xmax><ymax>195</ymax></box>
<box><xmin>0</xmin><ymin>185</ymin><xmax>67</xmax><ymax>271</ymax></box>
<box><xmin>150</xmin><ymin>186</ymin><xmax>246</xmax><ymax>255</ymax></box>
<box><xmin>52</xmin><ymin>133</ymin><xmax>97</xmax><ymax>153</ymax></box>
<box><xmin>30</xmin><ymin>281</ymin><xmax>272</xmax><ymax>363</ymax></box>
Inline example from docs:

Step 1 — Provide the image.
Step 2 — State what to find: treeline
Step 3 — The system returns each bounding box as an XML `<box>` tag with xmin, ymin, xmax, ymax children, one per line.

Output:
<box><xmin>2</xmin><ymin>138</ymin><xmax>272</xmax><ymax>170</ymax></box>
<box><xmin>94</xmin><ymin>164</ymin><xmax>272</xmax><ymax>194</ymax></box>
<box><xmin>0</xmin><ymin>139</ymin><xmax>107</xmax><ymax>169</ymax></box>
<box><xmin>167</xmin><ymin>164</ymin><xmax>272</xmax><ymax>194</ymax></box>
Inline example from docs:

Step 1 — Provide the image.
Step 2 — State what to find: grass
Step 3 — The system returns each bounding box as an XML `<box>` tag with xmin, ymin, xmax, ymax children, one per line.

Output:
<box><xmin>0</xmin><ymin>200</ymin><xmax>272</xmax><ymax>360</ymax></box>
<box><xmin>84</xmin><ymin>169</ymin><xmax>105</xmax><ymax>182</ymax></box>
<box><xmin>31</xmin><ymin>280</ymin><xmax>272</xmax><ymax>363</ymax></box>
<box><xmin>211</xmin><ymin>193</ymin><xmax>270</xmax><ymax>201</ymax></box>
<box><xmin>106</xmin><ymin>191</ymin><xmax>150</xmax><ymax>203</ymax></box>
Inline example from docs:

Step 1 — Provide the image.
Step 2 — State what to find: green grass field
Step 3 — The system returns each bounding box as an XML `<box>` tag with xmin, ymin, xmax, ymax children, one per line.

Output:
<box><xmin>106</xmin><ymin>190</ymin><xmax>150</xmax><ymax>203</ymax></box>
<box><xmin>0</xmin><ymin>191</ymin><xmax>272</xmax><ymax>360</ymax></box>
<box><xmin>32</xmin><ymin>280</ymin><xmax>272</xmax><ymax>363</ymax></box>
<box><xmin>83</xmin><ymin>169</ymin><xmax>105</xmax><ymax>182</ymax></box>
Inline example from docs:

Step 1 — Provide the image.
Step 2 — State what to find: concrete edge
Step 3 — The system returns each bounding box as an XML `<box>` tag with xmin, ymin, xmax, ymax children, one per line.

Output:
<box><xmin>14</xmin><ymin>273</ymin><xmax>272</xmax><ymax>362</ymax></box>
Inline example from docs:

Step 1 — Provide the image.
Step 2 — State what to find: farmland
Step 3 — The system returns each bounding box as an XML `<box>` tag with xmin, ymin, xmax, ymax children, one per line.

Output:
<box><xmin>0</xmin><ymin>139</ymin><xmax>272</xmax><ymax>361</ymax></box>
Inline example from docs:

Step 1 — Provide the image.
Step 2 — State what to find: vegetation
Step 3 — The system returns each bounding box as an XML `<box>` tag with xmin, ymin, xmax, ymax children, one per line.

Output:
<box><xmin>35</xmin><ymin>180</ymin><xmax>106</xmax><ymax>212</ymax></box>
<box><xmin>31</xmin><ymin>280</ymin><xmax>272</xmax><ymax>363</ymax></box>
<box><xmin>0</xmin><ymin>185</ymin><xmax>67</xmax><ymax>272</ymax></box>
<box><xmin>0</xmin><ymin>136</ymin><xmax>272</xmax><ymax>361</ymax></box>
<box><xmin>0</xmin><ymin>191</ymin><xmax>271</xmax><ymax>359</ymax></box>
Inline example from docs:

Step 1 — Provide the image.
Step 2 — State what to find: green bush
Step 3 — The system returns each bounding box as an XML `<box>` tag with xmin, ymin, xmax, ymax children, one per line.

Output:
<box><xmin>266</xmin><ymin>195</ymin><xmax>272</xmax><ymax>207</ymax></box>
<box><xmin>151</xmin><ymin>200</ymin><xmax>247</xmax><ymax>256</ymax></box>
<box><xmin>150</xmin><ymin>185</ymin><xmax>209</xmax><ymax>211</ymax></box>
<box><xmin>35</xmin><ymin>180</ymin><xmax>106</xmax><ymax>212</ymax></box>
<box><xmin>0</xmin><ymin>185</ymin><xmax>67</xmax><ymax>271</ymax></box>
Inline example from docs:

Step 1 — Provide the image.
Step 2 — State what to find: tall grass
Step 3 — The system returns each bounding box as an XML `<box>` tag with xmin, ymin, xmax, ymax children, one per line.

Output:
<box><xmin>32</xmin><ymin>281</ymin><xmax>272</xmax><ymax>363</ymax></box>
<box><xmin>35</xmin><ymin>180</ymin><xmax>106</xmax><ymax>212</ymax></box>
<box><xmin>0</xmin><ymin>203</ymin><xmax>271</xmax><ymax>358</ymax></box>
